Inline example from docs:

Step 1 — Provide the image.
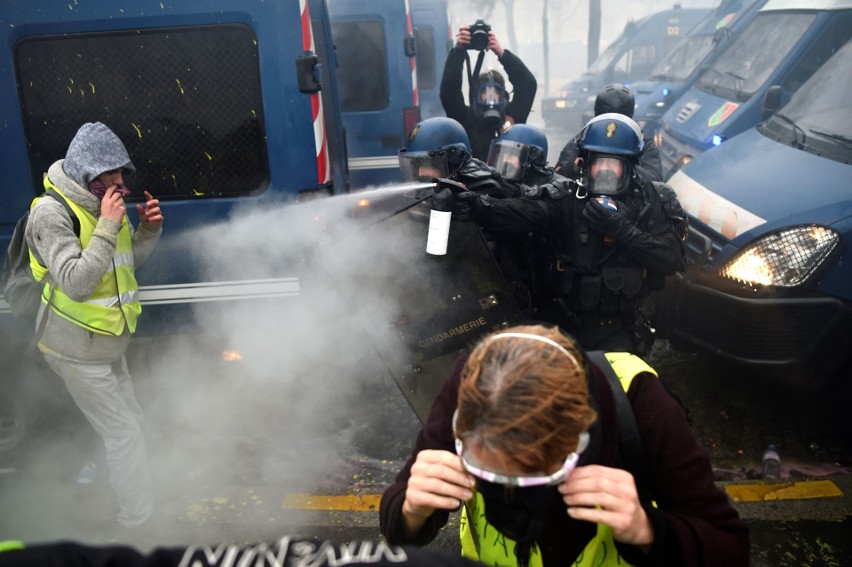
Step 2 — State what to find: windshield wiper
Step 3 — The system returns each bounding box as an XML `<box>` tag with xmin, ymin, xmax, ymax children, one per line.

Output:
<box><xmin>723</xmin><ymin>71</ymin><xmax>747</xmax><ymax>99</ymax></box>
<box><xmin>808</xmin><ymin>128</ymin><xmax>852</xmax><ymax>148</ymax></box>
<box><xmin>773</xmin><ymin>113</ymin><xmax>806</xmax><ymax>148</ymax></box>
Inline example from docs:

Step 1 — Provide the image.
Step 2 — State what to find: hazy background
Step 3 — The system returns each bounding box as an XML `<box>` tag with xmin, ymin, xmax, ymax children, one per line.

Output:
<box><xmin>446</xmin><ymin>0</ymin><xmax>718</xmax><ymax>113</ymax></box>
<box><xmin>0</xmin><ymin>187</ymin><xmax>447</xmax><ymax>547</ymax></box>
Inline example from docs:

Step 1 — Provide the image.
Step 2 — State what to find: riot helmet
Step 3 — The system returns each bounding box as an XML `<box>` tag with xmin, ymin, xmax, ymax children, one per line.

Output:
<box><xmin>578</xmin><ymin>113</ymin><xmax>643</xmax><ymax>195</ymax></box>
<box><xmin>399</xmin><ymin>117</ymin><xmax>472</xmax><ymax>182</ymax></box>
<box><xmin>474</xmin><ymin>70</ymin><xmax>509</xmax><ymax>131</ymax></box>
<box><xmin>594</xmin><ymin>83</ymin><xmax>635</xmax><ymax>117</ymax></box>
<box><xmin>486</xmin><ymin>124</ymin><xmax>548</xmax><ymax>181</ymax></box>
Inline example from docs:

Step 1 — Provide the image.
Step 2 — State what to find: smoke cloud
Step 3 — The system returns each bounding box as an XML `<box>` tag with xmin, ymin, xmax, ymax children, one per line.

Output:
<box><xmin>0</xmin><ymin>185</ymin><xmax>446</xmax><ymax>549</ymax></box>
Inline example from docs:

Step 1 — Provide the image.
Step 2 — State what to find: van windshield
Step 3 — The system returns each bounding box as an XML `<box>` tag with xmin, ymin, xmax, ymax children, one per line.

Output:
<box><xmin>650</xmin><ymin>34</ymin><xmax>714</xmax><ymax>81</ymax></box>
<box><xmin>585</xmin><ymin>35</ymin><xmax>627</xmax><ymax>76</ymax></box>
<box><xmin>766</xmin><ymin>40</ymin><xmax>852</xmax><ymax>155</ymax></box>
<box><xmin>697</xmin><ymin>12</ymin><xmax>814</xmax><ymax>100</ymax></box>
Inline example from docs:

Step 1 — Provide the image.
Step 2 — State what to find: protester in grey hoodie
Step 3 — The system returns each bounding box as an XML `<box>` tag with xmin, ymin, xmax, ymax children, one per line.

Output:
<box><xmin>25</xmin><ymin>122</ymin><xmax>163</xmax><ymax>529</ymax></box>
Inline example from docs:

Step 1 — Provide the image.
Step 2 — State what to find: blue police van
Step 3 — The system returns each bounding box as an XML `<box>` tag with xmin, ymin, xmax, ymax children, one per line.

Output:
<box><xmin>658</xmin><ymin>0</ymin><xmax>852</xmax><ymax>179</ymax></box>
<box><xmin>412</xmin><ymin>0</ymin><xmax>452</xmax><ymax>120</ymax></box>
<box><xmin>656</xmin><ymin>38</ymin><xmax>852</xmax><ymax>385</ymax></box>
<box><xmin>541</xmin><ymin>5</ymin><xmax>709</xmax><ymax>131</ymax></box>
<box><xmin>328</xmin><ymin>0</ymin><xmax>421</xmax><ymax>188</ymax></box>
<box><xmin>0</xmin><ymin>0</ymin><xmax>522</xmax><ymax>455</ymax></box>
<box><xmin>630</xmin><ymin>0</ymin><xmax>767</xmax><ymax>137</ymax></box>
<box><xmin>0</xmin><ymin>0</ymin><xmax>350</xmax><ymax>385</ymax></box>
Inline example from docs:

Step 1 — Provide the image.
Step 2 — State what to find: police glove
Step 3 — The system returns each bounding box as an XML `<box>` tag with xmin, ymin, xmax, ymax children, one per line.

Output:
<box><xmin>582</xmin><ymin>198</ymin><xmax>640</xmax><ymax>243</ymax></box>
<box><xmin>453</xmin><ymin>191</ymin><xmax>489</xmax><ymax>222</ymax></box>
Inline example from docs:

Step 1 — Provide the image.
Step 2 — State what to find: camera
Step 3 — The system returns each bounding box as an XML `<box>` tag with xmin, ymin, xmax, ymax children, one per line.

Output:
<box><xmin>468</xmin><ymin>19</ymin><xmax>491</xmax><ymax>51</ymax></box>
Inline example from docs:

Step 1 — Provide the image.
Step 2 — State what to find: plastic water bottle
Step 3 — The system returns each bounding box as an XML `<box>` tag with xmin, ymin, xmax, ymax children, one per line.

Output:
<box><xmin>762</xmin><ymin>445</ymin><xmax>781</xmax><ymax>479</ymax></box>
<box><xmin>77</xmin><ymin>461</ymin><xmax>97</xmax><ymax>485</ymax></box>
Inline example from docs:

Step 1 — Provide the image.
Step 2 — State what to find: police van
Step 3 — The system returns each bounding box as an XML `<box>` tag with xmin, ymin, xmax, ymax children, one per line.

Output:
<box><xmin>541</xmin><ymin>5</ymin><xmax>709</xmax><ymax>131</ymax></box>
<box><xmin>0</xmin><ymin>0</ymin><xmax>349</xmax><ymax>367</ymax></box>
<box><xmin>0</xmin><ymin>0</ymin><xmax>520</xmax><ymax>452</ymax></box>
<box><xmin>412</xmin><ymin>0</ymin><xmax>453</xmax><ymax>120</ymax></box>
<box><xmin>328</xmin><ymin>0</ymin><xmax>421</xmax><ymax>188</ymax></box>
<box><xmin>656</xmin><ymin>38</ymin><xmax>852</xmax><ymax>386</ymax></box>
<box><xmin>658</xmin><ymin>0</ymin><xmax>852</xmax><ymax>179</ymax></box>
<box><xmin>630</xmin><ymin>0</ymin><xmax>767</xmax><ymax>137</ymax></box>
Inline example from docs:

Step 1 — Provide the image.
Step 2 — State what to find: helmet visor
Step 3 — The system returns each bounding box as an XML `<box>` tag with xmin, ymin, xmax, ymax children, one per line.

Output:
<box><xmin>398</xmin><ymin>150</ymin><xmax>450</xmax><ymax>182</ymax></box>
<box><xmin>586</xmin><ymin>155</ymin><xmax>629</xmax><ymax>195</ymax></box>
<box><xmin>487</xmin><ymin>141</ymin><xmax>530</xmax><ymax>181</ymax></box>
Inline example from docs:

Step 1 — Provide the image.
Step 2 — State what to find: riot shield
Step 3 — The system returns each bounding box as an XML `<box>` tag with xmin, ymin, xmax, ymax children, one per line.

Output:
<box><xmin>347</xmin><ymin>197</ymin><xmax>522</xmax><ymax>422</ymax></box>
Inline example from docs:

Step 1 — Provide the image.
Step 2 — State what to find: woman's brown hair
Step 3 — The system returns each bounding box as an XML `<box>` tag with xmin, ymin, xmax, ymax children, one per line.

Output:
<box><xmin>455</xmin><ymin>324</ymin><xmax>597</xmax><ymax>473</ymax></box>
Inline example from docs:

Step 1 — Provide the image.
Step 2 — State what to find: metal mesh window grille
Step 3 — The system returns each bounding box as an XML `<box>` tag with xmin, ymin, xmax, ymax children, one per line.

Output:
<box><xmin>15</xmin><ymin>24</ymin><xmax>268</xmax><ymax>201</ymax></box>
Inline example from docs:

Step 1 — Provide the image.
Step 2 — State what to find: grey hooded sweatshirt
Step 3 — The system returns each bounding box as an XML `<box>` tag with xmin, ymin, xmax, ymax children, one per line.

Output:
<box><xmin>25</xmin><ymin>122</ymin><xmax>161</xmax><ymax>363</ymax></box>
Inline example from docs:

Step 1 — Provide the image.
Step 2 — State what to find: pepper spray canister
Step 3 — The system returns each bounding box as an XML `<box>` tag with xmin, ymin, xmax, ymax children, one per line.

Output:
<box><xmin>426</xmin><ymin>187</ymin><xmax>454</xmax><ymax>256</ymax></box>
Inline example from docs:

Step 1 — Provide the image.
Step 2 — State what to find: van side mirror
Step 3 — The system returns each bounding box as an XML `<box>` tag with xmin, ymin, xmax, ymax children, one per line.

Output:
<box><xmin>761</xmin><ymin>85</ymin><xmax>782</xmax><ymax>121</ymax></box>
<box><xmin>404</xmin><ymin>35</ymin><xmax>417</xmax><ymax>57</ymax></box>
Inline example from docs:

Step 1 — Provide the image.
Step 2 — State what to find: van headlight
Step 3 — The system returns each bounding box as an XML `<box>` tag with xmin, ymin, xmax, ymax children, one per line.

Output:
<box><xmin>719</xmin><ymin>225</ymin><xmax>840</xmax><ymax>287</ymax></box>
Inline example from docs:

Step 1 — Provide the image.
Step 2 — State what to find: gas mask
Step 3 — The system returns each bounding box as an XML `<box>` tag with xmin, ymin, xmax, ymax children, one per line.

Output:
<box><xmin>475</xmin><ymin>81</ymin><xmax>508</xmax><ymax>131</ymax></box>
<box><xmin>585</xmin><ymin>154</ymin><xmax>631</xmax><ymax>196</ymax></box>
<box><xmin>454</xmin><ymin>413</ymin><xmax>590</xmax><ymax>567</ymax></box>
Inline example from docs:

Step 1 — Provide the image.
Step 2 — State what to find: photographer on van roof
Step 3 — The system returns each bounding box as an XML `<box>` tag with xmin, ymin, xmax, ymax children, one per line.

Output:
<box><xmin>440</xmin><ymin>23</ymin><xmax>537</xmax><ymax>161</ymax></box>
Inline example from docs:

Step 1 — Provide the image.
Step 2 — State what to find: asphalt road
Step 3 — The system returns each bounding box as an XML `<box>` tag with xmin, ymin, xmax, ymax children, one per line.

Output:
<box><xmin>1</xmin><ymin>336</ymin><xmax>850</xmax><ymax>565</ymax></box>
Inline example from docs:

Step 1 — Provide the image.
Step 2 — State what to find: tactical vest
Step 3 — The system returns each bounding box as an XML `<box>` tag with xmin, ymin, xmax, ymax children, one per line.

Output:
<box><xmin>544</xmin><ymin>186</ymin><xmax>654</xmax><ymax>316</ymax></box>
<box><xmin>29</xmin><ymin>180</ymin><xmax>141</xmax><ymax>336</ymax></box>
<box><xmin>459</xmin><ymin>352</ymin><xmax>658</xmax><ymax>567</ymax></box>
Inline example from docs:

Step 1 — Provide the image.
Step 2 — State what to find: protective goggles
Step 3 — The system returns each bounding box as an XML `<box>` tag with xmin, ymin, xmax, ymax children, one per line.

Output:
<box><xmin>453</xmin><ymin>411</ymin><xmax>589</xmax><ymax>487</ymax></box>
<box><xmin>398</xmin><ymin>150</ymin><xmax>450</xmax><ymax>182</ymax></box>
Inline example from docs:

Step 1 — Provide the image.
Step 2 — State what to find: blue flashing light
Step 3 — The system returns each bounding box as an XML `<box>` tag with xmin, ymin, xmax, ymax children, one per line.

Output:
<box><xmin>662</xmin><ymin>88</ymin><xmax>670</xmax><ymax>97</ymax></box>
<box><xmin>711</xmin><ymin>134</ymin><xmax>724</xmax><ymax>146</ymax></box>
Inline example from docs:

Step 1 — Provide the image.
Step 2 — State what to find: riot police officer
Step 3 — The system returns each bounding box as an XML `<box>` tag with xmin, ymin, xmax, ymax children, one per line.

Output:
<box><xmin>398</xmin><ymin>117</ymin><xmax>505</xmax><ymax>196</ymax></box>
<box><xmin>481</xmin><ymin>124</ymin><xmax>575</xmax><ymax>314</ymax></box>
<box><xmin>556</xmin><ymin>83</ymin><xmax>663</xmax><ymax>182</ymax></box>
<box><xmin>485</xmin><ymin>123</ymin><xmax>568</xmax><ymax>196</ymax></box>
<box><xmin>455</xmin><ymin>114</ymin><xmax>686</xmax><ymax>355</ymax></box>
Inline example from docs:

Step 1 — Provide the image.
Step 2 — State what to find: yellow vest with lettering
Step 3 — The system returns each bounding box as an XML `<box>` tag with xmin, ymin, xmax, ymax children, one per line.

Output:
<box><xmin>459</xmin><ymin>352</ymin><xmax>658</xmax><ymax>567</ymax></box>
<box><xmin>29</xmin><ymin>181</ymin><xmax>141</xmax><ymax>335</ymax></box>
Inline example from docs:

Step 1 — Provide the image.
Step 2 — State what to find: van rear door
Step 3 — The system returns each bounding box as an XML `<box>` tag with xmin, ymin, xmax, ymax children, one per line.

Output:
<box><xmin>329</xmin><ymin>0</ymin><xmax>421</xmax><ymax>188</ymax></box>
<box><xmin>412</xmin><ymin>0</ymin><xmax>452</xmax><ymax>119</ymax></box>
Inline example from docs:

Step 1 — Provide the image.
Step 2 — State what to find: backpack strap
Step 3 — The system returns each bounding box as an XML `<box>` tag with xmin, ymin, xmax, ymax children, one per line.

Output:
<box><xmin>26</xmin><ymin>189</ymin><xmax>80</xmax><ymax>356</ymax></box>
<box><xmin>586</xmin><ymin>350</ymin><xmax>653</xmax><ymax>509</ymax></box>
<box><xmin>42</xmin><ymin>188</ymin><xmax>80</xmax><ymax>238</ymax></box>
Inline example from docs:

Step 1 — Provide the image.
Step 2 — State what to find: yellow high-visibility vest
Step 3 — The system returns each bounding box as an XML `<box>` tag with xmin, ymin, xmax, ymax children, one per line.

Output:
<box><xmin>459</xmin><ymin>352</ymin><xmax>658</xmax><ymax>567</ymax></box>
<box><xmin>29</xmin><ymin>180</ymin><xmax>141</xmax><ymax>335</ymax></box>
